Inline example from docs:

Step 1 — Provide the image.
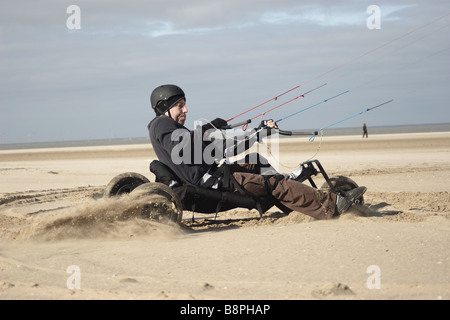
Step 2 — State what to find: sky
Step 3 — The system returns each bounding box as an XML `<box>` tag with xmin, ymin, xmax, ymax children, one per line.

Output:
<box><xmin>0</xmin><ymin>0</ymin><xmax>449</xmax><ymax>144</ymax></box>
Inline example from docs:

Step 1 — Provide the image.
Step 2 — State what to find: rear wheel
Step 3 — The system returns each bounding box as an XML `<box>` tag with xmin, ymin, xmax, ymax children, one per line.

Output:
<box><xmin>131</xmin><ymin>182</ymin><xmax>183</xmax><ymax>224</ymax></box>
<box><xmin>104</xmin><ymin>172</ymin><xmax>150</xmax><ymax>197</ymax></box>
<box><xmin>320</xmin><ymin>176</ymin><xmax>364</xmax><ymax>205</ymax></box>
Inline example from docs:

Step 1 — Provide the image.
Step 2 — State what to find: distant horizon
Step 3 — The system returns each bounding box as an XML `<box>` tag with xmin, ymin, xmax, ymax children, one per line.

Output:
<box><xmin>1</xmin><ymin>122</ymin><xmax>448</xmax><ymax>150</ymax></box>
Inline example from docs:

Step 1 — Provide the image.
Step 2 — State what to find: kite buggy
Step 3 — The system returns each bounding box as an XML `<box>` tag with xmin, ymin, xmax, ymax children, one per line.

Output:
<box><xmin>104</xmin><ymin>147</ymin><xmax>365</xmax><ymax>225</ymax></box>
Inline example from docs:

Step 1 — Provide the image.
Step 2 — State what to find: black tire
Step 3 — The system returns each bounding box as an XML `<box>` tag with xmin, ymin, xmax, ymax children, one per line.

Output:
<box><xmin>320</xmin><ymin>176</ymin><xmax>364</xmax><ymax>205</ymax></box>
<box><xmin>104</xmin><ymin>172</ymin><xmax>150</xmax><ymax>198</ymax></box>
<box><xmin>131</xmin><ymin>182</ymin><xmax>183</xmax><ymax>224</ymax></box>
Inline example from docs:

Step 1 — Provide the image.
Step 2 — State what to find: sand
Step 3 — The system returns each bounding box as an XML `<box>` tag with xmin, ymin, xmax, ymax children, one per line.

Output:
<box><xmin>0</xmin><ymin>132</ymin><xmax>449</xmax><ymax>300</ymax></box>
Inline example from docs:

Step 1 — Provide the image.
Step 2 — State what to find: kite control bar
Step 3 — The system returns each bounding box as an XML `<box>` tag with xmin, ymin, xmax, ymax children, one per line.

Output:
<box><xmin>275</xmin><ymin>129</ymin><xmax>319</xmax><ymax>136</ymax></box>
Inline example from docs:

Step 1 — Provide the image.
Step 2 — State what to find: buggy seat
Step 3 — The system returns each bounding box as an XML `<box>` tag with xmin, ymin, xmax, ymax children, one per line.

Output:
<box><xmin>149</xmin><ymin>160</ymin><xmax>291</xmax><ymax>217</ymax></box>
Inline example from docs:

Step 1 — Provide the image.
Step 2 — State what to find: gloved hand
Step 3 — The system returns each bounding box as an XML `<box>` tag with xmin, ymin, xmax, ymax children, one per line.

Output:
<box><xmin>257</xmin><ymin>119</ymin><xmax>278</xmax><ymax>142</ymax></box>
<box><xmin>202</xmin><ymin>118</ymin><xmax>228</xmax><ymax>131</ymax></box>
<box><xmin>257</xmin><ymin>119</ymin><xmax>278</xmax><ymax>130</ymax></box>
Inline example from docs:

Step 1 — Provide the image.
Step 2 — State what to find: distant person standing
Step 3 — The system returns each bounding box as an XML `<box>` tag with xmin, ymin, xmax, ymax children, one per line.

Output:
<box><xmin>363</xmin><ymin>123</ymin><xmax>368</xmax><ymax>138</ymax></box>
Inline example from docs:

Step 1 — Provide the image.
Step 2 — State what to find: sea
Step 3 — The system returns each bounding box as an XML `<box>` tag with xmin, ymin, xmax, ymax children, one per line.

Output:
<box><xmin>1</xmin><ymin>123</ymin><xmax>449</xmax><ymax>151</ymax></box>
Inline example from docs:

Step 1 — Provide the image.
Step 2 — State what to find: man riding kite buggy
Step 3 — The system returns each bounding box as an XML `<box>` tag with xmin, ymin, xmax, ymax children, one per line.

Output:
<box><xmin>144</xmin><ymin>84</ymin><xmax>367</xmax><ymax>221</ymax></box>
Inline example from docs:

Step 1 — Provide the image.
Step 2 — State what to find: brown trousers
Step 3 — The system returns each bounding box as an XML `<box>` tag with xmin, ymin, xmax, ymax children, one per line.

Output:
<box><xmin>229</xmin><ymin>161</ymin><xmax>337</xmax><ymax>219</ymax></box>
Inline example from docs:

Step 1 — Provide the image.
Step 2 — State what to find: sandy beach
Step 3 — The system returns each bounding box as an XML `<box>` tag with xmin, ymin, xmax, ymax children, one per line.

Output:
<box><xmin>0</xmin><ymin>132</ymin><xmax>449</xmax><ymax>300</ymax></box>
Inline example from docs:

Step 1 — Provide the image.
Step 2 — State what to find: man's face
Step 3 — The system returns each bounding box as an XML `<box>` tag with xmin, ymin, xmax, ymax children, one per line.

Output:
<box><xmin>166</xmin><ymin>99</ymin><xmax>188</xmax><ymax>125</ymax></box>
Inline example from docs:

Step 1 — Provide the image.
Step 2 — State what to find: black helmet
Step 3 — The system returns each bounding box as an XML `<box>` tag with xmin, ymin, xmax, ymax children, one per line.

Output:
<box><xmin>150</xmin><ymin>84</ymin><xmax>185</xmax><ymax>116</ymax></box>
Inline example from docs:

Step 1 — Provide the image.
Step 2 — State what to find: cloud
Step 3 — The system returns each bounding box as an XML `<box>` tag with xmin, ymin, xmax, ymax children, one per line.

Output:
<box><xmin>260</xmin><ymin>4</ymin><xmax>418</xmax><ymax>27</ymax></box>
<box><xmin>49</xmin><ymin>1</ymin><xmax>420</xmax><ymax>37</ymax></box>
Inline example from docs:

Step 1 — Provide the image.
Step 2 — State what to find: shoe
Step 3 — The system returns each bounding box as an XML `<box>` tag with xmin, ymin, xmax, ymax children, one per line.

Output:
<box><xmin>335</xmin><ymin>186</ymin><xmax>367</xmax><ymax>216</ymax></box>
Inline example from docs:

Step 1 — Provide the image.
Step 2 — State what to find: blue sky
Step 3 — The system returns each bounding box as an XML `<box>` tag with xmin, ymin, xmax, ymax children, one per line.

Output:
<box><xmin>0</xmin><ymin>0</ymin><xmax>449</xmax><ymax>144</ymax></box>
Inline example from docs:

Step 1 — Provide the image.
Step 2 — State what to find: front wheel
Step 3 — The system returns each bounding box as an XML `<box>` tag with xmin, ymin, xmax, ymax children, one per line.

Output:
<box><xmin>320</xmin><ymin>176</ymin><xmax>364</xmax><ymax>205</ymax></box>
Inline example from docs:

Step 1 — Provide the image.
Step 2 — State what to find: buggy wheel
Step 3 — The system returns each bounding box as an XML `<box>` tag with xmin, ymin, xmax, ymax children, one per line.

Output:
<box><xmin>104</xmin><ymin>172</ymin><xmax>150</xmax><ymax>197</ymax></box>
<box><xmin>320</xmin><ymin>176</ymin><xmax>365</xmax><ymax>205</ymax></box>
<box><xmin>131</xmin><ymin>182</ymin><xmax>183</xmax><ymax>224</ymax></box>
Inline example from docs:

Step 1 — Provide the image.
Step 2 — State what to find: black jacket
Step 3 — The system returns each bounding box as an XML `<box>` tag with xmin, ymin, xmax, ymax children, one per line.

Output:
<box><xmin>148</xmin><ymin>116</ymin><xmax>211</xmax><ymax>185</ymax></box>
<box><xmin>148</xmin><ymin>116</ymin><xmax>258</xmax><ymax>185</ymax></box>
